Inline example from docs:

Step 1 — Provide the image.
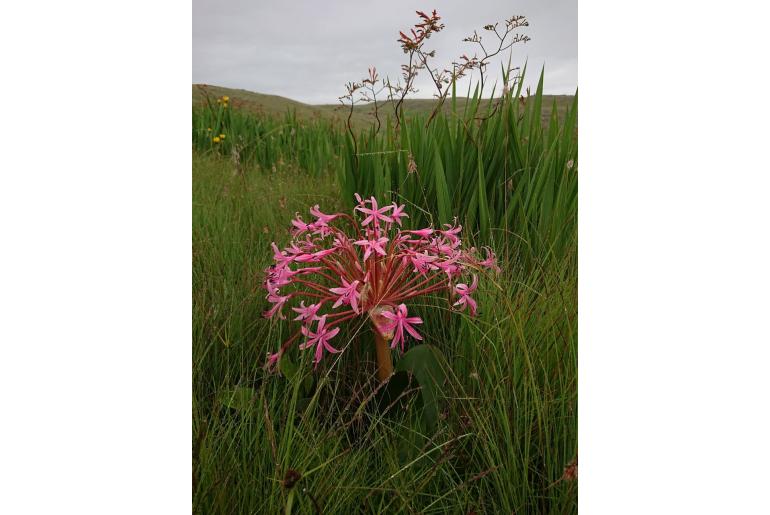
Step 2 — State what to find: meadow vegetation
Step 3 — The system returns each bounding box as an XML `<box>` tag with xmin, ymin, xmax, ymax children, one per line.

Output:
<box><xmin>193</xmin><ymin>10</ymin><xmax>577</xmax><ymax>514</ymax></box>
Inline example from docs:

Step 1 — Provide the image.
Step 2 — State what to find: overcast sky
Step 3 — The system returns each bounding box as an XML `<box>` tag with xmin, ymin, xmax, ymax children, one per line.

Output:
<box><xmin>193</xmin><ymin>0</ymin><xmax>576</xmax><ymax>105</ymax></box>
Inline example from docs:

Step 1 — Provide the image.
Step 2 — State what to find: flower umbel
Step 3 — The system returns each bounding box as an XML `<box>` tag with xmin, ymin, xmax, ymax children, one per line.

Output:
<box><xmin>263</xmin><ymin>195</ymin><xmax>499</xmax><ymax>369</ymax></box>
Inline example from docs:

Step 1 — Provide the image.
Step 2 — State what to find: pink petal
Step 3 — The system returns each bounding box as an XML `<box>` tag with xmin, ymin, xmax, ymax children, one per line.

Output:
<box><xmin>404</xmin><ymin>323</ymin><xmax>423</xmax><ymax>340</ymax></box>
<box><xmin>467</xmin><ymin>297</ymin><xmax>477</xmax><ymax>316</ymax></box>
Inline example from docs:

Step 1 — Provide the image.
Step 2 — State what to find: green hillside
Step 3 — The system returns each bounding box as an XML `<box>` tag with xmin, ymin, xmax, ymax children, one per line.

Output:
<box><xmin>193</xmin><ymin>84</ymin><xmax>574</xmax><ymax>129</ymax></box>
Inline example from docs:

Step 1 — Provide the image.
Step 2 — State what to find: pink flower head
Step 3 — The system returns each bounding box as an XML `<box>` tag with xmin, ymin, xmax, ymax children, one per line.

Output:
<box><xmin>390</xmin><ymin>203</ymin><xmax>409</xmax><ymax>226</ymax></box>
<box><xmin>355</xmin><ymin>196</ymin><xmax>393</xmax><ymax>227</ymax></box>
<box><xmin>453</xmin><ymin>275</ymin><xmax>478</xmax><ymax>316</ymax></box>
<box><xmin>329</xmin><ymin>277</ymin><xmax>361</xmax><ymax>313</ymax></box>
<box><xmin>354</xmin><ymin>236</ymin><xmax>389</xmax><ymax>261</ymax></box>
<box><xmin>263</xmin><ymin>194</ymin><xmax>493</xmax><ymax>369</ymax></box>
<box><xmin>300</xmin><ymin>315</ymin><xmax>341</xmax><ymax>366</ymax></box>
<box><xmin>380</xmin><ymin>303</ymin><xmax>423</xmax><ymax>351</ymax></box>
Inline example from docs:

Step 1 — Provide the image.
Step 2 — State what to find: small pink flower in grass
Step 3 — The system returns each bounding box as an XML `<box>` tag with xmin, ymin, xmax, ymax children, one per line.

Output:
<box><xmin>381</xmin><ymin>304</ymin><xmax>423</xmax><ymax>351</ymax></box>
<box><xmin>330</xmin><ymin>277</ymin><xmax>361</xmax><ymax>313</ymax></box>
<box><xmin>355</xmin><ymin>196</ymin><xmax>393</xmax><ymax>226</ymax></box>
<box><xmin>390</xmin><ymin>203</ymin><xmax>409</xmax><ymax>226</ymax></box>
<box><xmin>354</xmin><ymin>236</ymin><xmax>389</xmax><ymax>261</ymax></box>
<box><xmin>300</xmin><ymin>315</ymin><xmax>341</xmax><ymax>366</ymax></box>
<box><xmin>453</xmin><ymin>275</ymin><xmax>478</xmax><ymax>316</ymax></box>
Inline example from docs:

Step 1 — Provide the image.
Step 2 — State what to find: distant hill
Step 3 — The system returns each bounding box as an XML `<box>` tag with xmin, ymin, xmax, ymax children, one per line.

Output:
<box><xmin>193</xmin><ymin>84</ymin><xmax>574</xmax><ymax>129</ymax></box>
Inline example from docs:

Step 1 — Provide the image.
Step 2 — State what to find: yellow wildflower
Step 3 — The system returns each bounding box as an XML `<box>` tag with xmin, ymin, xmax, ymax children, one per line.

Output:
<box><xmin>213</xmin><ymin>136</ymin><xmax>220</xmax><ymax>143</ymax></box>
<box><xmin>220</xmin><ymin>134</ymin><xmax>226</xmax><ymax>139</ymax></box>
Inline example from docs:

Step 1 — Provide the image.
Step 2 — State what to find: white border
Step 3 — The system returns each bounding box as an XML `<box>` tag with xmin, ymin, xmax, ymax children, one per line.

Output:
<box><xmin>1</xmin><ymin>1</ymin><xmax>769</xmax><ymax>512</ymax></box>
<box><xmin>580</xmin><ymin>1</ymin><xmax>770</xmax><ymax>512</ymax></box>
<box><xmin>0</xmin><ymin>1</ymin><xmax>191</xmax><ymax>513</ymax></box>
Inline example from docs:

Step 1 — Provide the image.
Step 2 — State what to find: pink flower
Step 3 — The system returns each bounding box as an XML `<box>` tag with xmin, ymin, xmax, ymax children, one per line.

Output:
<box><xmin>354</xmin><ymin>236</ymin><xmax>389</xmax><ymax>261</ymax></box>
<box><xmin>390</xmin><ymin>203</ymin><xmax>409</xmax><ymax>226</ymax></box>
<box><xmin>453</xmin><ymin>275</ymin><xmax>478</xmax><ymax>316</ymax></box>
<box><xmin>381</xmin><ymin>304</ymin><xmax>423</xmax><ymax>351</ymax></box>
<box><xmin>285</xmin><ymin>242</ymin><xmax>309</xmax><ymax>256</ymax></box>
<box><xmin>271</xmin><ymin>242</ymin><xmax>293</xmax><ymax>268</ymax></box>
<box><xmin>355</xmin><ymin>196</ymin><xmax>393</xmax><ymax>226</ymax></box>
<box><xmin>266</xmin><ymin>351</ymin><xmax>281</xmax><ymax>369</ymax></box>
<box><xmin>479</xmin><ymin>247</ymin><xmax>502</xmax><ymax>273</ymax></box>
<box><xmin>408</xmin><ymin>251</ymin><xmax>439</xmax><ymax>274</ymax></box>
<box><xmin>294</xmin><ymin>266</ymin><xmax>323</xmax><ymax>275</ymax></box>
<box><xmin>292</xmin><ymin>301</ymin><xmax>322</xmax><ymax>323</ymax></box>
<box><xmin>300</xmin><ymin>315</ymin><xmax>341</xmax><ymax>366</ymax></box>
<box><xmin>291</xmin><ymin>215</ymin><xmax>311</xmax><ymax>235</ymax></box>
<box><xmin>406</xmin><ymin>227</ymin><xmax>433</xmax><ymax>239</ymax></box>
<box><xmin>435</xmin><ymin>254</ymin><xmax>461</xmax><ymax>278</ymax></box>
<box><xmin>295</xmin><ymin>247</ymin><xmax>337</xmax><ymax>263</ymax></box>
<box><xmin>265</xmin><ymin>265</ymin><xmax>295</xmax><ymax>290</ymax></box>
<box><xmin>264</xmin><ymin>290</ymin><xmax>290</xmax><ymax>319</ymax></box>
<box><xmin>329</xmin><ymin>278</ymin><xmax>361</xmax><ymax>313</ymax></box>
<box><xmin>309</xmin><ymin>220</ymin><xmax>332</xmax><ymax>237</ymax></box>
<box><xmin>309</xmin><ymin>204</ymin><xmax>339</xmax><ymax>223</ymax></box>
<box><xmin>441</xmin><ymin>221</ymin><xmax>462</xmax><ymax>245</ymax></box>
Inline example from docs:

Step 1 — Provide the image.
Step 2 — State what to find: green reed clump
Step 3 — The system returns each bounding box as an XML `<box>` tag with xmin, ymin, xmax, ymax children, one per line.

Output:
<box><xmin>339</xmin><ymin>67</ymin><xmax>577</xmax><ymax>262</ymax></box>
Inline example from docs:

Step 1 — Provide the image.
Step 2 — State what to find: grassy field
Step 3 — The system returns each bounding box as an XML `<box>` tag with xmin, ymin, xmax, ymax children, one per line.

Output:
<box><xmin>193</xmin><ymin>72</ymin><xmax>577</xmax><ymax>513</ymax></box>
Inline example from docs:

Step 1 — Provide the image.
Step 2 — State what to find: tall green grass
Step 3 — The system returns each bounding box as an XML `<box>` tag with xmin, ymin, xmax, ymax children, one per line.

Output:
<box><xmin>192</xmin><ymin>105</ymin><xmax>343</xmax><ymax>177</ymax></box>
<box><xmin>193</xmin><ymin>150</ymin><xmax>577</xmax><ymax>513</ymax></box>
<box><xmin>339</xmin><ymin>68</ymin><xmax>578</xmax><ymax>261</ymax></box>
<box><xmin>192</xmin><ymin>68</ymin><xmax>577</xmax><ymax>265</ymax></box>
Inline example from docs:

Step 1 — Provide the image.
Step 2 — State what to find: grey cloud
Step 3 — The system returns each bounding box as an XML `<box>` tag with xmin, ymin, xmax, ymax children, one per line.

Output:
<box><xmin>193</xmin><ymin>0</ymin><xmax>576</xmax><ymax>105</ymax></box>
